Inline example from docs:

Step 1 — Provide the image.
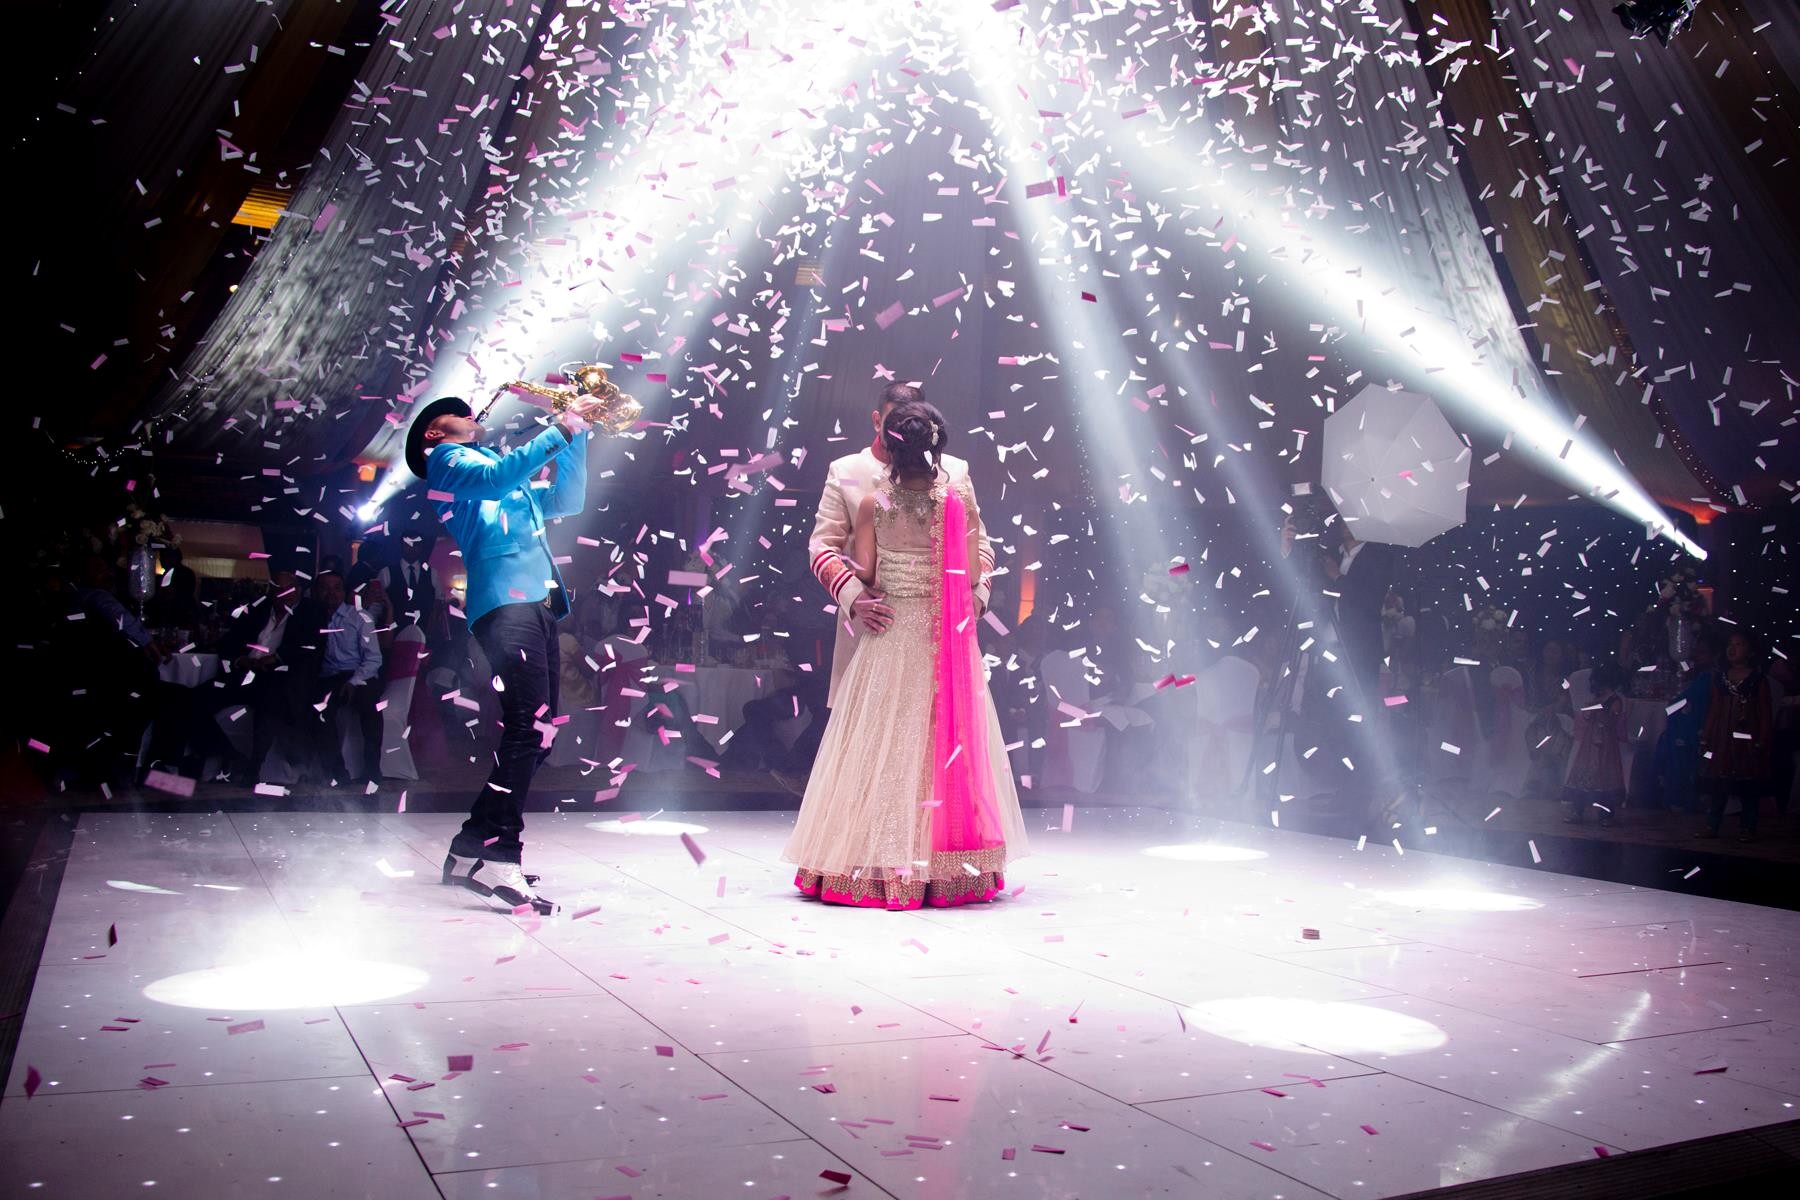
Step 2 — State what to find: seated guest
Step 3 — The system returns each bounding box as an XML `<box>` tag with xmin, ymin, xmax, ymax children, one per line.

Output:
<box><xmin>307</xmin><ymin>570</ymin><xmax>385</xmax><ymax>786</ymax></box>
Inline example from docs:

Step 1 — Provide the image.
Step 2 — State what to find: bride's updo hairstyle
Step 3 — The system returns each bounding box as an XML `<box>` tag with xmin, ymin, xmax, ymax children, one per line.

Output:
<box><xmin>883</xmin><ymin>399</ymin><xmax>948</xmax><ymax>481</ymax></box>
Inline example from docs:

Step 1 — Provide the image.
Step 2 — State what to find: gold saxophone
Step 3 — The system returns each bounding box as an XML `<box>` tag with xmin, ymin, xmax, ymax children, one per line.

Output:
<box><xmin>478</xmin><ymin>363</ymin><xmax>642</xmax><ymax>435</ymax></box>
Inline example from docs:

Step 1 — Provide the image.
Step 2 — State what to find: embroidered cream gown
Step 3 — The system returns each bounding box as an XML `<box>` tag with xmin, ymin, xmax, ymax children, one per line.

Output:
<box><xmin>782</xmin><ymin>475</ymin><xmax>1030</xmax><ymax>909</ymax></box>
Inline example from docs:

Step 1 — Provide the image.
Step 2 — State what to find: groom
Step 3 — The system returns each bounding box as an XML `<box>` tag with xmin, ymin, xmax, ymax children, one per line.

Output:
<box><xmin>407</xmin><ymin>395</ymin><xmax>601</xmax><ymax>915</ymax></box>
<box><xmin>808</xmin><ymin>382</ymin><xmax>995</xmax><ymax>710</ymax></box>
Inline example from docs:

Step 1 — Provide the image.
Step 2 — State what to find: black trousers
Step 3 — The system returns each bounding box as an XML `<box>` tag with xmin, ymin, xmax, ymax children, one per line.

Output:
<box><xmin>451</xmin><ymin>602</ymin><xmax>560</xmax><ymax>865</ymax></box>
<box><xmin>313</xmin><ymin>672</ymin><xmax>384</xmax><ymax>781</ymax></box>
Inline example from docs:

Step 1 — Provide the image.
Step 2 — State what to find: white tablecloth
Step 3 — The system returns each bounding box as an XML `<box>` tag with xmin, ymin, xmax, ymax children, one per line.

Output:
<box><xmin>159</xmin><ymin>653</ymin><xmax>222</xmax><ymax>688</ymax></box>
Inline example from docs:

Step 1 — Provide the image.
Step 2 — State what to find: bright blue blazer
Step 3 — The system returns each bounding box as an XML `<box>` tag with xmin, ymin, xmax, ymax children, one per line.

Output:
<box><xmin>426</xmin><ymin>424</ymin><xmax>588</xmax><ymax>626</ymax></box>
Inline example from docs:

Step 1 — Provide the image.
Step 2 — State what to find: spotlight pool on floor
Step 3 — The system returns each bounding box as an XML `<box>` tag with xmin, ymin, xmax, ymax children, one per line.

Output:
<box><xmin>587</xmin><ymin>818</ymin><xmax>711</xmax><ymax>836</ymax></box>
<box><xmin>144</xmin><ymin>956</ymin><xmax>428</xmax><ymax>1009</ymax></box>
<box><xmin>1141</xmin><ymin>844</ymin><xmax>1270</xmax><ymax>862</ymax></box>
<box><xmin>1372</xmin><ymin>887</ymin><xmax>1544</xmax><ymax>912</ymax></box>
<box><xmin>1186</xmin><ymin>996</ymin><xmax>1449</xmax><ymax>1055</ymax></box>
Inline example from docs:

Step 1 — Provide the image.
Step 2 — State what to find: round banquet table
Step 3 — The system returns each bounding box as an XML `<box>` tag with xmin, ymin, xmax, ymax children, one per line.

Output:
<box><xmin>158</xmin><ymin>653</ymin><xmax>222</xmax><ymax>689</ymax></box>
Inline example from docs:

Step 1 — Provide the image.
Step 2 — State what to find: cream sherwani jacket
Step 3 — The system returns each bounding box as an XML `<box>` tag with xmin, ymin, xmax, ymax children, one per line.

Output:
<box><xmin>808</xmin><ymin>447</ymin><xmax>994</xmax><ymax>709</ymax></box>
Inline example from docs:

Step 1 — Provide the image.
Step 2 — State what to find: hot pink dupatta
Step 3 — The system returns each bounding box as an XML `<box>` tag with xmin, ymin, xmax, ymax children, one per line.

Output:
<box><xmin>927</xmin><ymin>484</ymin><xmax>1008</xmax><ymax>905</ymax></box>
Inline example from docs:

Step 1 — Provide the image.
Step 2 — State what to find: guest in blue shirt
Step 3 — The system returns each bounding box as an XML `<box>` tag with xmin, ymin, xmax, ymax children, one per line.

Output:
<box><xmin>407</xmin><ymin>393</ymin><xmax>605</xmax><ymax>915</ymax></box>
<box><xmin>307</xmin><ymin>570</ymin><xmax>385</xmax><ymax>787</ymax></box>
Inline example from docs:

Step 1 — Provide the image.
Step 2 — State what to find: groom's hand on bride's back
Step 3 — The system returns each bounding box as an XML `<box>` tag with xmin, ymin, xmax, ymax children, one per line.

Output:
<box><xmin>850</xmin><ymin>590</ymin><xmax>894</xmax><ymax>634</ymax></box>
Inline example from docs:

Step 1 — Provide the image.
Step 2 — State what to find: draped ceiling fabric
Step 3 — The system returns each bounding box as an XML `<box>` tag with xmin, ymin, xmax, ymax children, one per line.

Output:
<box><xmin>146</xmin><ymin>0</ymin><xmax>1794</xmax><ymax>516</ymax></box>
<box><xmin>353</xmin><ymin>6</ymin><xmax>938</xmax><ymax>470</ymax></box>
<box><xmin>1492</xmin><ymin>0</ymin><xmax>1800</xmax><ymax>506</ymax></box>
<box><xmin>1220</xmin><ymin>0</ymin><xmax>1707</xmax><ymax>505</ymax></box>
<box><xmin>1416</xmin><ymin>0</ymin><xmax>1714</xmax><ymax>505</ymax></box>
<box><xmin>1255</xmin><ymin>0</ymin><xmax>1553</xmax><ymax>435</ymax></box>
<box><xmin>53</xmin><ymin>0</ymin><xmax>301</xmax><ymax>224</ymax></box>
<box><xmin>152</xmin><ymin>0</ymin><xmax>547</xmax><ymax>469</ymax></box>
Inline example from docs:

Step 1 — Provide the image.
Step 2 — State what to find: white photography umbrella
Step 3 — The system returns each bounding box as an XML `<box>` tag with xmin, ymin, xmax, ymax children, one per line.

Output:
<box><xmin>1321</xmin><ymin>384</ymin><xmax>1470</xmax><ymax>547</ymax></box>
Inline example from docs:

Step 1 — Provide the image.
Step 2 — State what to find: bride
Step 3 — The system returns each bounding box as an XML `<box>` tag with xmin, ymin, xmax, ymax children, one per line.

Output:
<box><xmin>783</xmin><ymin>400</ymin><xmax>1029</xmax><ymax>909</ymax></box>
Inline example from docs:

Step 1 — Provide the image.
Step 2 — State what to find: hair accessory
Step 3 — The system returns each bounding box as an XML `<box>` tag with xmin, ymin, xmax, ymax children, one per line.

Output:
<box><xmin>930</xmin><ymin>423</ymin><xmax>940</xmax><ymax>447</ymax></box>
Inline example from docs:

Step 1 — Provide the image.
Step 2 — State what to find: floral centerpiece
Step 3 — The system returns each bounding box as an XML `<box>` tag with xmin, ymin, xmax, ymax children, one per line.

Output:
<box><xmin>1654</xmin><ymin>565</ymin><xmax>1707</xmax><ymax>662</ymax></box>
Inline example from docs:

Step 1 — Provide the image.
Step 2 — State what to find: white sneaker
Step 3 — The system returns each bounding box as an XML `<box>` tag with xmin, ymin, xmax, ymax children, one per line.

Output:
<box><xmin>441</xmin><ymin>852</ymin><xmax>481</xmax><ymax>887</ymax></box>
<box><xmin>469</xmin><ymin>860</ymin><xmax>558</xmax><ymax>915</ymax></box>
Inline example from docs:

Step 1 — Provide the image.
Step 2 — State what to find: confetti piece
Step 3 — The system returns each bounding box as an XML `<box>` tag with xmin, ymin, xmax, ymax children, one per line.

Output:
<box><xmin>447</xmin><ymin>1055</ymin><xmax>473</xmax><ymax>1072</ymax></box>
<box><xmin>226</xmin><ymin>1020</ymin><xmax>264</xmax><ymax>1036</ymax></box>
<box><xmin>23</xmin><ymin>1066</ymin><xmax>42</xmax><ymax>1098</ymax></box>
<box><xmin>143</xmin><ymin>769</ymin><xmax>195</xmax><ymax>797</ymax></box>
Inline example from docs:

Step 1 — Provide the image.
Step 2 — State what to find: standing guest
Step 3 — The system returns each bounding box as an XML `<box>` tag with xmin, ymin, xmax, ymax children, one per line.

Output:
<box><xmin>1654</xmin><ymin>631</ymin><xmax>1719</xmax><ymax>813</ymax></box>
<box><xmin>213</xmin><ymin>568</ymin><xmax>328</xmax><ymax>784</ymax></box>
<box><xmin>348</xmin><ymin>535</ymin><xmax>397</xmax><ymax>659</ymax></box>
<box><xmin>393</xmin><ymin>527</ymin><xmax>437</xmax><ymax>631</ymax></box>
<box><xmin>408</xmin><ymin>391</ymin><xmax>609</xmax><ymax>915</ymax></box>
<box><xmin>307</xmin><ymin>571</ymin><xmax>384</xmax><ymax>787</ymax></box>
<box><xmin>1523</xmin><ymin>638</ymin><xmax>1573</xmax><ymax>800</ymax></box>
<box><xmin>1768</xmin><ymin>654</ymin><xmax>1798</xmax><ymax>816</ymax></box>
<box><xmin>1282</xmin><ymin>503</ymin><xmax>1402</xmax><ymax>816</ymax></box>
<box><xmin>1562</xmin><ymin>659</ymin><xmax>1628</xmax><ymax>826</ymax></box>
<box><xmin>70</xmin><ymin>554</ymin><xmax>168</xmax><ymax>783</ymax></box>
<box><xmin>784</xmin><ymin>399</ymin><xmax>1027</xmax><ymax>908</ymax></box>
<box><xmin>347</xmin><ymin>532</ymin><xmax>391</xmax><ymax>593</ymax></box>
<box><xmin>146</xmin><ymin>546</ymin><xmax>200</xmax><ymax>629</ymax></box>
<box><xmin>1696</xmin><ymin>631</ymin><xmax>1775</xmax><ymax>842</ymax></box>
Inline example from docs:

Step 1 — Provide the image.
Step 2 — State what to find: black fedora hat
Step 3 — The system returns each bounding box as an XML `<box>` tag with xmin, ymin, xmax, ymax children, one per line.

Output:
<box><xmin>405</xmin><ymin>396</ymin><xmax>472</xmax><ymax>479</ymax></box>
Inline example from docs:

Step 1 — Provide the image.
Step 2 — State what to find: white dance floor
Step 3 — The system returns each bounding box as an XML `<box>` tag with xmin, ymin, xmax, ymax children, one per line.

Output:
<box><xmin>4</xmin><ymin>808</ymin><xmax>1798</xmax><ymax>1199</ymax></box>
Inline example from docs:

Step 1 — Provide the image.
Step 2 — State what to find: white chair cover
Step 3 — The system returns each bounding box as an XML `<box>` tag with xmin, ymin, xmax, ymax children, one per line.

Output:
<box><xmin>1189</xmin><ymin>656</ymin><xmax>1260</xmax><ymax>798</ymax></box>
